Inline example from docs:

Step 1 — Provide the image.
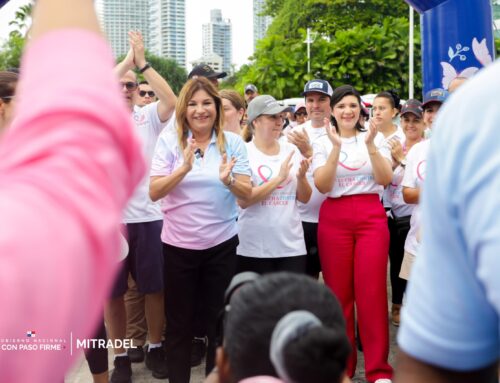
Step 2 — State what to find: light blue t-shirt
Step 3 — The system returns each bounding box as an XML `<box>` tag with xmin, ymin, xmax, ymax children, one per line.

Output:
<box><xmin>398</xmin><ymin>60</ymin><xmax>500</xmax><ymax>371</ymax></box>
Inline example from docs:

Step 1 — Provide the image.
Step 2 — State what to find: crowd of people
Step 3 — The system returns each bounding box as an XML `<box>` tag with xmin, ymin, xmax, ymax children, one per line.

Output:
<box><xmin>2</xmin><ymin>1</ymin><xmax>500</xmax><ymax>383</ymax></box>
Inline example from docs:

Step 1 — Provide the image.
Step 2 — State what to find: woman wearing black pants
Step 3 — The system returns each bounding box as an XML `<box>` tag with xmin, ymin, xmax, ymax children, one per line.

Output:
<box><xmin>149</xmin><ymin>78</ymin><xmax>251</xmax><ymax>383</ymax></box>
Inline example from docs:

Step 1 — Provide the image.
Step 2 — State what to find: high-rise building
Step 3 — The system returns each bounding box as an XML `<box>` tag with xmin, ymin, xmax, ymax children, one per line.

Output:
<box><xmin>98</xmin><ymin>0</ymin><xmax>186</xmax><ymax>68</ymax></box>
<box><xmin>97</xmin><ymin>0</ymin><xmax>152</xmax><ymax>57</ymax></box>
<box><xmin>202</xmin><ymin>9</ymin><xmax>232</xmax><ymax>74</ymax></box>
<box><xmin>253</xmin><ymin>0</ymin><xmax>273</xmax><ymax>50</ymax></box>
<box><xmin>154</xmin><ymin>0</ymin><xmax>186</xmax><ymax>67</ymax></box>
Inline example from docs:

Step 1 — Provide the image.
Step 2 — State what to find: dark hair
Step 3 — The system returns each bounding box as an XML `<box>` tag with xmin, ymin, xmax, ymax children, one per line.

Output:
<box><xmin>375</xmin><ymin>89</ymin><xmax>401</xmax><ymax>113</ymax></box>
<box><xmin>330</xmin><ymin>85</ymin><xmax>365</xmax><ymax>133</ymax></box>
<box><xmin>138</xmin><ymin>80</ymin><xmax>149</xmax><ymax>85</ymax></box>
<box><xmin>0</xmin><ymin>71</ymin><xmax>19</xmax><ymax>100</ymax></box>
<box><xmin>224</xmin><ymin>272</ymin><xmax>350</xmax><ymax>383</ymax></box>
<box><xmin>283</xmin><ymin>325</ymin><xmax>351</xmax><ymax>383</ymax></box>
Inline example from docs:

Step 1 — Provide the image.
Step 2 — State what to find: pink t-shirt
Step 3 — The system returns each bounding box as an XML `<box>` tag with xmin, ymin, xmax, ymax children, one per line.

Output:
<box><xmin>0</xmin><ymin>30</ymin><xmax>144</xmax><ymax>382</ymax></box>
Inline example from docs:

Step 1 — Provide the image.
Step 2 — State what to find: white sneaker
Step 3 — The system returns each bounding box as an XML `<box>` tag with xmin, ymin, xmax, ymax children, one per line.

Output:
<box><xmin>374</xmin><ymin>380</ymin><xmax>392</xmax><ymax>383</ymax></box>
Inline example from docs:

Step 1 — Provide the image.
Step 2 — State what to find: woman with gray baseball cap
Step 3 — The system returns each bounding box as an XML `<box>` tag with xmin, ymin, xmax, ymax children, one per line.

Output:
<box><xmin>236</xmin><ymin>95</ymin><xmax>312</xmax><ymax>274</ymax></box>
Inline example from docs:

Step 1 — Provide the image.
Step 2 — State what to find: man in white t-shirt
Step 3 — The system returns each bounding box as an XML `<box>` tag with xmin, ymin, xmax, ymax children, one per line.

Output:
<box><xmin>287</xmin><ymin>79</ymin><xmax>333</xmax><ymax>278</ymax></box>
<box><xmin>395</xmin><ymin>55</ymin><xmax>500</xmax><ymax>383</ymax></box>
<box><xmin>108</xmin><ymin>31</ymin><xmax>176</xmax><ymax>382</ymax></box>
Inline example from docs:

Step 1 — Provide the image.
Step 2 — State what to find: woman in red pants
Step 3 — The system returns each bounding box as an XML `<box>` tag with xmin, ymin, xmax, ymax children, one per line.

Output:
<box><xmin>312</xmin><ymin>85</ymin><xmax>393</xmax><ymax>383</ymax></box>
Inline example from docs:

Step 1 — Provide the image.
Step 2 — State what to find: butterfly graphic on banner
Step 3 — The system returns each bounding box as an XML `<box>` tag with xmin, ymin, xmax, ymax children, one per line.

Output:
<box><xmin>441</xmin><ymin>38</ymin><xmax>493</xmax><ymax>90</ymax></box>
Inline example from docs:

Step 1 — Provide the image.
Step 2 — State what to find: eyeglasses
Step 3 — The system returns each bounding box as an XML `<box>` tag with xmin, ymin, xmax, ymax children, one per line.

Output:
<box><xmin>139</xmin><ymin>90</ymin><xmax>155</xmax><ymax>97</ymax></box>
<box><xmin>295</xmin><ymin>112</ymin><xmax>307</xmax><ymax>117</ymax></box>
<box><xmin>120</xmin><ymin>81</ymin><xmax>138</xmax><ymax>91</ymax></box>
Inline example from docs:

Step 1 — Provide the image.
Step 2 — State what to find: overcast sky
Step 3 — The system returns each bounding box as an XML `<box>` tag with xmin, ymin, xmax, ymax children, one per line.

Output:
<box><xmin>0</xmin><ymin>0</ymin><xmax>255</xmax><ymax>68</ymax></box>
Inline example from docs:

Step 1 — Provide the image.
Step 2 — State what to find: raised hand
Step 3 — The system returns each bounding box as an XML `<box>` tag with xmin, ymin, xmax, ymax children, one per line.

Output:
<box><xmin>390</xmin><ymin>138</ymin><xmax>404</xmax><ymax>164</ymax></box>
<box><xmin>128</xmin><ymin>30</ymin><xmax>147</xmax><ymax>69</ymax></box>
<box><xmin>324</xmin><ymin>117</ymin><xmax>341</xmax><ymax>148</ymax></box>
<box><xmin>123</xmin><ymin>47</ymin><xmax>135</xmax><ymax>71</ymax></box>
<box><xmin>365</xmin><ymin>120</ymin><xmax>378</xmax><ymax>146</ymax></box>
<box><xmin>181</xmin><ymin>139</ymin><xmax>195</xmax><ymax>173</ymax></box>
<box><xmin>288</xmin><ymin>129</ymin><xmax>312</xmax><ymax>158</ymax></box>
<box><xmin>220</xmin><ymin>153</ymin><xmax>237</xmax><ymax>185</ymax></box>
<box><xmin>297</xmin><ymin>157</ymin><xmax>311</xmax><ymax>179</ymax></box>
<box><xmin>278</xmin><ymin>151</ymin><xmax>294</xmax><ymax>182</ymax></box>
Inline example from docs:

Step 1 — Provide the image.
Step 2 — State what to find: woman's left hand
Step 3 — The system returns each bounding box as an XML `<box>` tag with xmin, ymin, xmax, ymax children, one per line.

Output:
<box><xmin>220</xmin><ymin>153</ymin><xmax>237</xmax><ymax>185</ymax></box>
<box><xmin>365</xmin><ymin>120</ymin><xmax>378</xmax><ymax>146</ymax></box>
<box><xmin>297</xmin><ymin>158</ymin><xmax>311</xmax><ymax>179</ymax></box>
<box><xmin>390</xmin><ymin>138</ymin><xmax>405</xmax><ymax>164</ymax></box>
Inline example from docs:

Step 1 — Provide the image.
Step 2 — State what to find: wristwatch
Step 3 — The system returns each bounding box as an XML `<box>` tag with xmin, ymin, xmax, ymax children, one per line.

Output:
<box><xmin>400</xmin><ymin>159</ymin><xmax>407</xmax><ymax>168</ymax></box>
<box><xmin>139</xmin><ymin>62</ymin><xmax>151</xmax><ymax>73</ymax></box>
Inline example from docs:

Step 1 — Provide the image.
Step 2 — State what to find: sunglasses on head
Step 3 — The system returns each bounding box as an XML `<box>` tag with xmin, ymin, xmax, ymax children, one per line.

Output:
<box><xmin>0</xmin><ymin>95</ymin><xmax>14</xmax><ymax>102</ymax></box>
<box><xmin>120</xmin><ymin>81</ymin><xmax>138</xmax><ymax>91</ymax></box>
<box><xmin>139</xmin><ymin>90</ymin><xmax>155</xmax><ymax>97</ymax></box>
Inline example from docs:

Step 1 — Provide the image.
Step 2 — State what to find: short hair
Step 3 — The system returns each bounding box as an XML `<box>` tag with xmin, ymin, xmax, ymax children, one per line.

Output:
<box><xmin>224</xmin><ymin>273</ymin><xmax>350</xmax><ymax>383</ymax></box>
<box><xmin>138</xmin><ymin>80</ymin><xmax>149</xmax><ymax>85</ymax></box>
<box><xmin>175</xmin><ymin>77</ymin><xmax>226</xmax><ymax>154</ymax></box>
<box><xmin>375</xmin><ymin>89</ymin><xmax>401</xmax><ymax>111</ymax></box>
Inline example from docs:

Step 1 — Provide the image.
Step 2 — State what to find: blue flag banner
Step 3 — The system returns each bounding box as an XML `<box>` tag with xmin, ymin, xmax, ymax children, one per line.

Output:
<box><xmin>406</xmin><ymin>0</ymin><xmax>495</xmax><ymax>94</ymax></box>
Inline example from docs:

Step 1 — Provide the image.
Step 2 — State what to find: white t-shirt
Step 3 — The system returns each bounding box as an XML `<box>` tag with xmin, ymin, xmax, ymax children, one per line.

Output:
<box><xmin>290</xmin><ymin>121</ymin><xmax>328</xmax><ymax>223</ymax></box>
<box><xmin>237</xmin><ymin>141</ymin><xmax>306</xmax><ymax>258</ymax></box>
<box><xmin>312</xmin><ymin>130</ymin><xmax>392</xmax><ymax>198</ymax></box>
<box><xmin>123</xmin><ymin>102</ymin><xmax>171</xmax><ymax>223</ymax></box>
<box><xmin>402</xmin><ymin>140</ymin><xmax>430</xmax><ymax>255</ymax></box>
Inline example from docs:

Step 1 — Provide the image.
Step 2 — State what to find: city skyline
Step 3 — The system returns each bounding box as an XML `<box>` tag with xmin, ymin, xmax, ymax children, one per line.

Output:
<box><xmin>0</xmin><ymin>0</ymin><xmax>255</xmax><ymax>69</ymax></box>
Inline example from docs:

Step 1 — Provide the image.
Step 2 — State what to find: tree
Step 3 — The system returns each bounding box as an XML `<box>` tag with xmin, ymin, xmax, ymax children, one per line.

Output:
<box><xmin>8</xmin><ymin>2</ymin><xmax>33</xmax><ymax>38</ymax></box>
<box><xmin>235</xmin><ymin>17</ymin><xmax>422</xmax><ymax>100</ymax></box>
<box><xmin>116</xmin><ymin>51</ymin><xmax>187</xmax><ymax>94</ymax></box>
<box><xmin>265</xmin><ymin>0</ymin><xmax>411</xmax><ymax>39</ymax></box>
<box><xmin>0</xmin><ymin>1</ymin><xmax>33</xmax><ymax>70</ymax></box>
<box><xmin>0</xmin><ymin>34</ymin><xmax>25</xmax><ymax>70</ymax></box>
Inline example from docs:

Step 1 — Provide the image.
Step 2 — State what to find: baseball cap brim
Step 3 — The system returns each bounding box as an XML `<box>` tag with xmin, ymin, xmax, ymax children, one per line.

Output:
<box><xmin>401</xmin><ymin>109</ymin><xmax>422</xmax><ymax>118</ymax></box>
<box><xmin>208</xmin><ymin>71</ymin><xmax>227</xmax><ymax>79</ymax></box>
<box><xmin>421</xmin><ymin>99</ymin><xmax>443</xmax><ymax>109</ymax></box>
<box><xmin>302</xmin><ymin>89</ymin><xmax>331</xmax><ymax>97</ymax></box>
<box><xmin>247</xmin><ymin>105</ymin><xmax>289</xmax><ymax>125</ymax></box>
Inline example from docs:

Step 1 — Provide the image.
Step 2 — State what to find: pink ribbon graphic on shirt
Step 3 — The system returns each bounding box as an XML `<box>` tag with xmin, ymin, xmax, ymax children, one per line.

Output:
<box><xmin>257</xmin><ymin>165</ymin><xmax>291</xmax><ymax>189</ymax></box>
<box><xmin>338</xmin><ymin>150</ymin><xmax>367</xmax><ymax>172</ymax></box>
<box><xmin>417</xmin><ymin>160</ymin><xmax>427</xmax><ymax>181</ymax></box>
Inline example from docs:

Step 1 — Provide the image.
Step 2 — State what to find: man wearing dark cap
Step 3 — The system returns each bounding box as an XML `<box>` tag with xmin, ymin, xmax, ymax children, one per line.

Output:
<box><xmin>421</xmin><ymin>88</ymin><xmax>448</xmax><ymax>131</ymax></box>
<box><xmin>188</xmin><ymin>64</ymin><xmax>227</xmax><ymax>87</ymax></box>
<box><xmin>244</xmin><ymin>84</ymin><xmax>259</xmax><ymax>103</ymax></box>
<box><xmin>288</xmin><ymin>79</ymin><xmax>334</xmax><ymax>279</ymax></box>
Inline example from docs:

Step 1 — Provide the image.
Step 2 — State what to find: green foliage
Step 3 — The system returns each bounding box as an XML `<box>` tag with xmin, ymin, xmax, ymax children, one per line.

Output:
<box><xmin>116</xmin><ymin>52</ymin><xmax>187</xmax><ymax>94</ymax></box>
<box><xmin>265</xmin><ymin>0</ymin><xmax>411</xmax><ymax>39</ymax></box>
<box><xmin>0</xmin><ymin>34</ymin><xmax>25</xmax><ymax>70</ymax></box>
<box><xmin>236</xmin><ymin>17</ymin><xmax>422</xmax><ymax>100</ymax></box>
<box><xmin>9</xmin><ymin>2</ymin><xmax>33</xmax><ymax>38</ymax></box>
<box><xmin>496</xmin><ymin>38</ymin><xmax>500</xmax><ymax>57</ymax></box>
<box><xmin>0</xmin><ymin>2</ymin><xmax>33</xmax><ymax>70</ymax></box>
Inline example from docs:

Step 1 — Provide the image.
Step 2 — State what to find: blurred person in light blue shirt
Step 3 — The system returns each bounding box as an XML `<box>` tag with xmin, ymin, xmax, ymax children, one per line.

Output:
<box><xmin>395</xmin><ymin>61</ymin><xmax>500</xmax><ymax>383</ymax></box>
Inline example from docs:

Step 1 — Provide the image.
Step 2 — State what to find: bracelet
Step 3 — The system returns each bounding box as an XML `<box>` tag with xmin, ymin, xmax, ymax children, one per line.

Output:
<box><xmin>368</xmin><ymin>149</ymin><xmax>378</xmax><ymax>155</ymax></box>
<box><xmin>139</xmin><ymin>62</ymin><xmax>151</xmax><ymax>73</ymax></box>
<box><xmin>225</xmin><ymin>174</ymin><xmax>235</xmax><ymax>188</ymax></box>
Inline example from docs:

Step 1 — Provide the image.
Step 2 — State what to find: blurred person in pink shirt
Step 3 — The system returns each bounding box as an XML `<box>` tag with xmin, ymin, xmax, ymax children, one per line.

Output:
<box><xmin>0</xmin><ymin>0</ymin><xmax>144</xmax><ymax>382</ymax></box>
